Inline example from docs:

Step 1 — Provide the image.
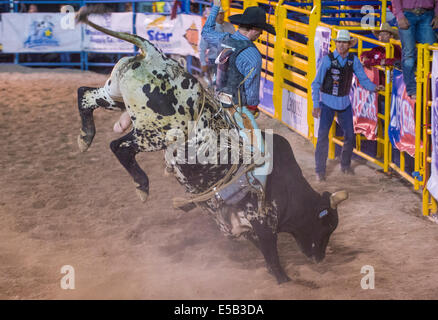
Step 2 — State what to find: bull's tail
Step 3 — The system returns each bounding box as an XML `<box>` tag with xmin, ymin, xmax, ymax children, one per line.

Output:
<box><xmin>76</xmin><ymin>5</ymin><xmax>148</xmax><ymax>57</ymax></box>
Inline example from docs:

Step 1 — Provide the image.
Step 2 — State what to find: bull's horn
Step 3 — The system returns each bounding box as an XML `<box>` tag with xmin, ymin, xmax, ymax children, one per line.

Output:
<box><xmin>330</xmin><ymin>190</ymin><xmax>349</xmax><ymax>209</ymax></box>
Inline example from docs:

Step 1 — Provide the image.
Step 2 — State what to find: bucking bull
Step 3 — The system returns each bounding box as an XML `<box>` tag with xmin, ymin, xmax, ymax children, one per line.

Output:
<box><xmin>75</xmin><ymin>6</ymin><xmax>348</xmax><ymax>284</ymax></box>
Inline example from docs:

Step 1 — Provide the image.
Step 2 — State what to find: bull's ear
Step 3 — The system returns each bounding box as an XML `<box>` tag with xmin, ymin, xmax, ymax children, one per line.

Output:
<box><xmin>330</xmin><ymin>190</ymin><xmax>348</xmax><ymax>209</ymax></box>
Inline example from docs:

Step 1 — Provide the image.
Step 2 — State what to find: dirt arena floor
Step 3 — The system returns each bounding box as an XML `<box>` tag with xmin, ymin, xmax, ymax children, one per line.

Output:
<box><xmin>1</xmin><ymin>64</ymin><xmax>437</xmax><ymax>300</ymax></box>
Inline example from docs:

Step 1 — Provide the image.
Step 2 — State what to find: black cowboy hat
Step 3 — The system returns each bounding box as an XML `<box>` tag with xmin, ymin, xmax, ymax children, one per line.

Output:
<box><xmin>228</xmin><ymin>6</ymin><xmax>276</xmax><ymax>35</ymax></box>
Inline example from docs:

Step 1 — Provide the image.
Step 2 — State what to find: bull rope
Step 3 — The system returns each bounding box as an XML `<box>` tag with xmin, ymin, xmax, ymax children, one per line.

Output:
<box><xmin>172</xmin><ymin>163</ymin><xmax>256</xmax><ymax>209</ymax></box>
<box><xmin>172</xmin><ymin>69</ymin><xmax>264</xmax><ymax>211</ymax></box>
<box><xmin>170</xmin><ymin>85</ymin><xmax>242</xmax><ymax>208</ymax></box>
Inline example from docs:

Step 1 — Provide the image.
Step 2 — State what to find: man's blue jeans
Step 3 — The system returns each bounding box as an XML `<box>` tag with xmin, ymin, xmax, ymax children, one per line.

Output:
<box><xmin>315</xmin><ymin>103</ymin><xmax>354</xmax><ymax>175</ymax></box>
<box><xmin>398</xmin><ymin>10</ymin><xmax>437</xmax><ymax>96</ymax></box>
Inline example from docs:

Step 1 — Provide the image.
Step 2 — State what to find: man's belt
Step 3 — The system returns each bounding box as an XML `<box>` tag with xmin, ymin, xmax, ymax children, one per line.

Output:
<box><xmin>404</xmin><ymin>8</ymin><xmax>432</xmax><ymax>15</ymax></box>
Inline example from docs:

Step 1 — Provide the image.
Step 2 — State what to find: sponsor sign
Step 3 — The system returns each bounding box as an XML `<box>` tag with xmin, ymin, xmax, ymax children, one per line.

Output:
<box><xmin>83</xmin><ymin>13</ymin><xmax>134</xmax><ymax>52</ymax></box>
<box><xmin>427</xmin><ymin>51</ymin><xmax>438</xmax><ymax>198</ymax></box>
<box><xmin>259</xmin><ymin>78</ymin><xmax>274</xmax><ymax>115</ymax></box>
<box><xmin>136</xmin><ymin>13</ymin><xmax>202</xmax><ymax>57</ymax></box>
<box><xmin>282</xmin><ymin>89</ymin><xmax>308</xmax><ymax>136</ymax></box>
<box><xmin>1</xmin><ymin>13</ymin><xmax>81</xmax><ymax>52</ymax></box>
<box><xmin>350</xmin><ymin>68</ymin><xmax>379</xmax><ymax>140</ymax></box>
<box><xmin>388</xmin><ymin>69</ymin><xmax>416</xmax><ymax>157</ymax></box>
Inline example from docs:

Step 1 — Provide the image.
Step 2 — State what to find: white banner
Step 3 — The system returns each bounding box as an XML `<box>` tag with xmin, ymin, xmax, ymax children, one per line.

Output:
<box><xmin>259</xmin><ymin>78</ymin><xmax>274</xmax><ymax>115</ymax></box>
<box><xmin>1</xmin><ymin>13</ymin><xmax>82</xmax><ymax>53</ymax></box>
<box><xmin>432</xmin><ymin>51</ymin><xmax>438</xmax><ymax>99</ymax></box>
<box><xmin>0</xmin><ymin>13</ymin><xmax>203</xmax><ymax>56</ymax></box>
<box><xmin>0</xmin><ymin>18</ymin><xmax>3</xmax><ymax>51</ymax></box>
<box><xmin>135</xmin><ymin>13</ymin><xmax>202</xmax><ymax>57</ymax></box>
<box><xmin>282</xmin><ymin>89</ymin><xmax>308</xmax><ymax>137</ymax></box>
<box><xmin>314</xmin><ymin>26</ymin><xmax>332</xmax><ymax>71</ymax></box>
<box><xmin>427</xmin><ymin>51</ymin><xmax>438</xmax><ymax>199</ymax></box>
<box><xmin>83</xmin><ymin>13</ymin><xmax>134</xmax><ymax>52</ymax></box>
<box><xmin>313</xmin><ymin>26</ymin><xmax>332</xmax><ymax>138</ymax></box>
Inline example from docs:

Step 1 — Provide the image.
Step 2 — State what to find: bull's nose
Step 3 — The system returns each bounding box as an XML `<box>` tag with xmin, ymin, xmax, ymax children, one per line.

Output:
<box><xmin>312</xmin><ymin>255</ymin><xmax>324</xmax><ymax>264</ymax></box>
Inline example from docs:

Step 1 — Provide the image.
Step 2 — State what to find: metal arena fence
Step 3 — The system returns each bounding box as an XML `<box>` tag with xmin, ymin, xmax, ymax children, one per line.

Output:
<box><xmin>241</xmin><ymin>0</ymin><xmax>438</xmax><ymax>217</ymax></box>
<box><xmin>1</xmin><ymin>0</ymin><xmax>438</xmax><ymax>217</ymax></box>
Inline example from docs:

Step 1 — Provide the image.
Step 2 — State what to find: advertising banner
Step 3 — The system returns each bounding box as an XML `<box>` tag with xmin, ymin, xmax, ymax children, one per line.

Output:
<box><xmin>83</xmin><ymin>13</ymin><xmax>134</xmax><ymax>52</ymax></box>
<box><xmin>388</xmin><ymin>69</ymin><xmax>416</xmax><ymax>157</ymax></box>
<box><xmin>350</xmin><ymin>68</ymin><xmax>379</xmax><ymax>140</ymax></box>
<box><xmin>282</xmin><ymin>89</ymin><xmax>308</xmax><ymax>136</ymax></box>
<box><xmin>136</xmin><ymin>13</ymin><xmax>202</xmax><ymax>57</ymax></box>
<box><xmin>314</xmin><ymin>26</ymin><xmax>331</xmax><ymax>71</ymax></box>
<box><xmin>1</xmin><ymin>13</ymin><xmax>82</xmax><ymax>53</ymax></box>
<box><xmin>427</xmin><ymin>51</ymin><xmax>438</xmax><ymax>199</ymax></box>
<box><xmin>432</xmin><ymin>51</ymin><xmax>438</xmax><ymax>99</ymax></box>
<box><xmin>259</xmin><ymin>78</ymin><xmax>274</xmax><ymax>115</ymax></box>
<box><xmin>0</xmin><ymin>18</ymin><xmax>3</xmax><ymax>51</ymax></box>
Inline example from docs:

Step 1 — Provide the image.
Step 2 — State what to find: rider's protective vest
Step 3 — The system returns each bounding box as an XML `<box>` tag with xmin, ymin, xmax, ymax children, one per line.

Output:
<box><xmin>216</xmin><ymin>34</ymin><xmax>256</xmax><ymax>106</ymax></box>
<box><xmin>321</xmin><ymin>52</ymin><xmax>355</xmax><ymax>97</ymax></box>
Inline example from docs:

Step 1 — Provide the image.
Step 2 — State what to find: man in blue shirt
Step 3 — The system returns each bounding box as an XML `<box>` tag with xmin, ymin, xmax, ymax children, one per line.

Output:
<box><xmin>311</xmin><ymin>30</ymin><xmax>384</xmax><ymax>182</ymax></box>
<box><xmin>201</xmin><ymin>0</ymin><xmax>275</xmax><ymax>114</ymax></box>
<box><xmin>200</xmin><ymin>7</ymin><xmax>235</xmax><ymax>88</ymax></box>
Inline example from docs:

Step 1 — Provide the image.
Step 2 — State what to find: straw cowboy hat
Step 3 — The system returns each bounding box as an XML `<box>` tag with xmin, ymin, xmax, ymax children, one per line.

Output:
<box><xmin>332</xmin><ymin>29</ymin><xmax>358</xmax><ymax>47</ymax></box>
<box><xmin>228</xmin><ymin>6</ymin><xmax>276</xmax><ymax>35</ymax></box>
<box><xmin>332</xmin><ymin>30</ymin><xmax>358</xmax><ymax>47</ymax></box>
<box><xmin>372</xmin><ymin>22</ymin><xmax>399</xmax><ymax>39</ymax></box>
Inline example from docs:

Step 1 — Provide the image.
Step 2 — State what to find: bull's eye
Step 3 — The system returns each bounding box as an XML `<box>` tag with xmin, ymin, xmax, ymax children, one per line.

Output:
<box><xmin>319</xmin><ymin>209</ymin><xmax>328</xmax><ymax>219</ymax></box>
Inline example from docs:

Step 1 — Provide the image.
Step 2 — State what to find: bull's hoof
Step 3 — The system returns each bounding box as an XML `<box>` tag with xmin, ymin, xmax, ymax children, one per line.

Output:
<box><xmin>276</xmin><ymin>274</ymin><xmax>291</xmax><ymax>284</ymax></box>
<box><xmin>267</xmin><ymin>265</ymin><xmax>291</xmax><ymax>284</ymax></box>
<box><xmin>136</xmin><ymin>188</ymin><xmax>149</xmax><ymax>202</ymax></box>
<box><xmin>164</xmin><ymin>166</ymin><xmax>174</xmax><ymax>177</ymax></box>
<box><xmin>178</xmin><ymin>202</ymin><xmax>196</xmax><ymax>212</ymax></box>
<box><xmin>77</xmin><ymin>134</ymin><xmax>90</xmax><ymax>152</ymax></box>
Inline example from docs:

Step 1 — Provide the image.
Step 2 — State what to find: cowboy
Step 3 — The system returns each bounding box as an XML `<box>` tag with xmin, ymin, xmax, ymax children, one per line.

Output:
<box><xmin>361</xmin><ymin>22</ymin><xmax>402</xmax><ymax>69</ymax></box>
<box><xmin>311</xmin><ymin>30</ymin><xmax>384</xmax><ymax>182</ymax></box>
<box><xmin>201</xmin><ymin>0</ymin><xmax>275</xmax><ymax>117</ymax></box>
<box><xmin>360</xmin><ymin>23</ymin><xmax>402</xmax><ymax>117</ymax></box>
<box><xmin>199</xmin><ymin>7</ymin><xmax>235</xmax><ymax>88</ymax></box>
<box><xmin>201</xmin><ymin>0</ymin><xmax>275</xmax><ymax>207</ymax></box>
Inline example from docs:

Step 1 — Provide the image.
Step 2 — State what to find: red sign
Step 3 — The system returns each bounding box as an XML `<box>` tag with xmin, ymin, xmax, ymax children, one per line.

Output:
<box><xmin>350</xmin><ymin>68</ymin><xmax>379</xmax><ymax>140</ymax></box>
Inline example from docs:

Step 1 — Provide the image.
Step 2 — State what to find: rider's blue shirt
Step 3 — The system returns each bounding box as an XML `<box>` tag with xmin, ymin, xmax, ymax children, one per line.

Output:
<box><xmin>201</xmin><ymin>5</ymin><xmax>262</xmax><ymax>106</ymax></box>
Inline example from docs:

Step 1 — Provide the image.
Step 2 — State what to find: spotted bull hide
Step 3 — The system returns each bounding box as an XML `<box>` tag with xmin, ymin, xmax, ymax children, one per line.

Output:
<box><xmin>76</xmin><ymin>7</ymin><xmax>224</xmax><ymax>200</ymax></box>
<box><xmin>75</xmin><ymin>7</ymin><xmax>347</xmax><ymax>284</ymax></box>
